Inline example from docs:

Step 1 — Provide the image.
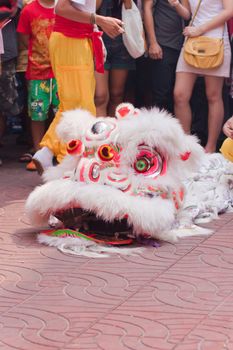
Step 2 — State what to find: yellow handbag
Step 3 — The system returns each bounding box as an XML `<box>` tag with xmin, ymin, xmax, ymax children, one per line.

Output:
<box><xmin>184</xmin><ymin>36</ymin><xmax>224</xmax><ymax>69</ymax></box>
<box><xmin>183</xmin><ymin>0</ymin><xmax>224</xmax><ymax>69</ymax></box>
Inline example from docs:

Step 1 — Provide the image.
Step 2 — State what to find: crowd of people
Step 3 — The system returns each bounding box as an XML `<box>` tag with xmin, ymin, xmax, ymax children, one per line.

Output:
<box><xmin>0</xmin><ymin>0</ymin><xmax>233</xmax><ymax>172</ymax></box>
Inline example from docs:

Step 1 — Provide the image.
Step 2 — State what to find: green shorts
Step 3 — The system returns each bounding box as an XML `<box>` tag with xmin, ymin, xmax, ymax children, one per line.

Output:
<box><xmin>28</xmin><ymin>78</ymin><xmax>59</xmax><ymax>121</ymax></box>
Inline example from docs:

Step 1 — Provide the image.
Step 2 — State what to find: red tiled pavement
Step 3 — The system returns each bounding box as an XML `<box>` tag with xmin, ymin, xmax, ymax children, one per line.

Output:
<box><xmin>1</xmin><ymin>140</ymin><xmax>233</xmax><ymax>350</ymax></box>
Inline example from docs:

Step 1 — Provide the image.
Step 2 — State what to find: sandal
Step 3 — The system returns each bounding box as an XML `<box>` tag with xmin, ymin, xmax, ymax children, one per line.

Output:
<box><xmin>19</xmin><ymin>152</ymin><xmax>33</xmax><ymax>163</ymax></box>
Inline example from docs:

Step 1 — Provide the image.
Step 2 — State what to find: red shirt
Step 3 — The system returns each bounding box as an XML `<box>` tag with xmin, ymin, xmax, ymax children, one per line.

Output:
<box><xmin>17</xmin><ymin>0</ymin><xmax>55</xmax><ymax>80</ymax></box>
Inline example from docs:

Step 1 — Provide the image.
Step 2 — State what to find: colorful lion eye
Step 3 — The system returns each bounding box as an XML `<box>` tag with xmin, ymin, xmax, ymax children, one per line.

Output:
<box><xmin>134</xmin><ymin>146</ymin><xmax>166</xmax><ymax>177</ymax></box>
<box><xmin>134</xmin><ymin>158</ymin><xmax>150</xmax><ymax>173</ymax></box>
<box><xmin>67</xmin><ymin>139</ymin><xmax>83</xmax><ymax>155</ymax></box>
<box><xmin>98</xmin><ymin>144</ymin><xmax>114</xmax><ymax>161</ymax></box>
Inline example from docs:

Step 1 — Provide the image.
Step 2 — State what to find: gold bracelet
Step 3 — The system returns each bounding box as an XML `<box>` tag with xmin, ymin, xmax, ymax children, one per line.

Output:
<box><xmin>90</xmin><ymin>13</ymin><xmax>96</xmax><ymax>25</ymax></box>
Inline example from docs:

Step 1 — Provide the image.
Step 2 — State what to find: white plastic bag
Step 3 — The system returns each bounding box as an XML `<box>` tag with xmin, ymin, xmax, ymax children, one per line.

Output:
<box><xmin>122</xmin><ymin>2</ymin><xmax>145</xmax><ymax>59</ymax></box>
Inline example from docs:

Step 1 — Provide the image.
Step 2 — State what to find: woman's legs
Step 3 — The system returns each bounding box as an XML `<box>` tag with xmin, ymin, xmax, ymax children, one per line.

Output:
<box><xmin>108</xmin><ymin>69</ymin><xmax>129</xmax><ymax>117</ymax></box>
<box><xmin>204</xmin><ymin>75</ymin><xmax>224</xmax><ymax>153</ymax></box>
<box><xmin>94</xmin><ymin>70</ymin><xmax>109</xmax><ymax>117</ymax></box>
<box><xmin>174</xmin><ymin>72</ymin><xmax>197</xmax><ymax>133</ymax></box>
<box><xmin>95</xmin><ymin>68</ymin><xmax>129</xmax><ymax>117</ymax></box>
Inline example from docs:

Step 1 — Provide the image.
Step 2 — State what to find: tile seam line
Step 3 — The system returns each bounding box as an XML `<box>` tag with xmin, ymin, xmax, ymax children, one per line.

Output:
<box><xmin>57</xmin><ymin>228</ymin><xmax>223</xmax><ymax>347</ymax></box>
<box><xmin>0</xmin><ymin>254</ymin><xmax>94</xmax><ymax>317</ymax></box>
<box><xmin>0</xmin><ymin>215</ymin><xmax>230</xmax><ymax>348</ymax></box>
<box><xmin>172</xmin><ymin>290</ymin><xmax>233</xmax><ymax>350</ymax></box>
<box><xmin>0</xmin><ymin>286</ymin><xmax>49</xmax><ymax>318</ymax></box>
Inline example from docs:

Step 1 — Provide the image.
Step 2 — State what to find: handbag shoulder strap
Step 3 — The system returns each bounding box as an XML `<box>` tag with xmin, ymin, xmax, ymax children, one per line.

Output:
<box><xmin>190</xmin><ymin>0</ymin><xmax>203</xmax><ymax>27</ymax></box>
<box><xmin>189</xmin><ymin>0</ymin><xmax>224</xmax><ymax>39</ymax></box>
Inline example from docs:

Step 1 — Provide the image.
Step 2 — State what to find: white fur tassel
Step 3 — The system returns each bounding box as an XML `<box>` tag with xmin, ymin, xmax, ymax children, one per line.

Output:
<box><xmin>37</xmin><ymin>235</ymin><xmax>143</xmax><ymax>258</ymax></box>
<box><xmin>170</xmin><ymin>225</ymin><xmax>212</xmax><ymax>239</ymax></box>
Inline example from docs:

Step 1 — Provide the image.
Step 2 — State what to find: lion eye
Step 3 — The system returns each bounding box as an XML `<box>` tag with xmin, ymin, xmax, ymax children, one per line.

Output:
<box><xmin>98</xmin><ymin>144</ymin><xmax>114</xmax><ymax>161</ymax></box>
<box><xmin>91</xmin><ymin>121</ymin><xmax>108</xmax><ymax>135</ymax></box>
<box><xmin>134</xmin><ymin>146</ymin><xmax>166</xmax><ymax>177</ymax></box>
<box><xmin>134</xmin><ymin>157</ymin><xmax>150</xmax><ymax>173</ymax></box>
<box><xmin>67</xmin><ymin>139</ymin><xmax>83</xmax><ymax>155</ymax></box>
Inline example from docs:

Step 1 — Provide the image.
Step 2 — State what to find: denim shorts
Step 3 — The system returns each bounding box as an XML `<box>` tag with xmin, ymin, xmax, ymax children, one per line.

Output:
<box><xmin>0</xmin><ymin>58</ymin><xmax>20</xmax><ymax>116</ymax></box>
<box><xmin>103</xmin><ymin>34</ymin><xmax>135</xmax><ymax>71</ymax></box>
<box><xmin>98</xmin><ymin>0</ymin><xmax>135</xmax><ymax>70</ymax></box>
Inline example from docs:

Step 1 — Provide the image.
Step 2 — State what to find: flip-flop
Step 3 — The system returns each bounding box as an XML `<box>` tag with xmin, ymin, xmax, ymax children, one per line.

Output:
<box><xmin>40</xmin><ymin>228</ymin><xmax>134</xmax><ymax>246</ymax></box>
<box><xmin>19</xmin><ymin>152</ymin><xmax>32</xmax><ymax>163</ymax></box>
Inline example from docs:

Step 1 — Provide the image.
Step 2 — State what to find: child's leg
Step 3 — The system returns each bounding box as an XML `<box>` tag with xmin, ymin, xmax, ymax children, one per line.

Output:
<box><xmin>31</xmin><ymin>120</ymin><xmax>45</xmax><ymax>151</ymax></box>
<box><xmin>95</xmin><ymin>70</ymin><xmax>109</xmax><ymax>116</ymax></box>
<box><xmin>39</xmin><ymin>77</ymin><xmax>64</xmax><ymax>161</ymax></box>
<box><xmin>28</xmin><ymin>79</ymin><xmax>53</xmax><ymax>171</ymax></box>
<box><xmin>28</xmin><ymin>79</ymin><xmax>51</xmax><ymax>149</ymax></box>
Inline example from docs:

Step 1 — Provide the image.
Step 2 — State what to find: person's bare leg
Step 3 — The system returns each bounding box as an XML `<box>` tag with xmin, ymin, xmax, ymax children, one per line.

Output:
<box><xmin>108</xmin><ymin>69</ymin><xmax>129</xmax><ymax>117</ymax></box>
<box><xmin>31</xmin><ymin>120</ymin><xmax>46</xmax><ymax>152</ymax></box>
<box><xmin>94</xmin><ymin>70</ymin><xmax>109</xmax><ymax>117</ymax></box>
<box><xmin>0</xmin><ymin>114</ymin><xmax>5</xmax><ymax>165</ymax></box>
<box><xmin>174</xmin><ymin>72</ymin><xmax>197</xmax><ymax>133</ymax></box>
<box><xmin>204</xmin><ymin>75</ymin><xmax>224</xmax><ymax>153</ymax></box>
<box><xmin>0</xmin><ymin>114</ymin><xmax>5</xmax><ymax>143</ymax></box>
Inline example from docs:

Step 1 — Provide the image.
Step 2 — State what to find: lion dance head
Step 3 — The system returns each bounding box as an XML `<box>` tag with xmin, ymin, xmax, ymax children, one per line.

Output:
<box><xmin>26</xmin><ymin>103</ymin><xmax>204</xmax><ymax>243</ymax></box>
